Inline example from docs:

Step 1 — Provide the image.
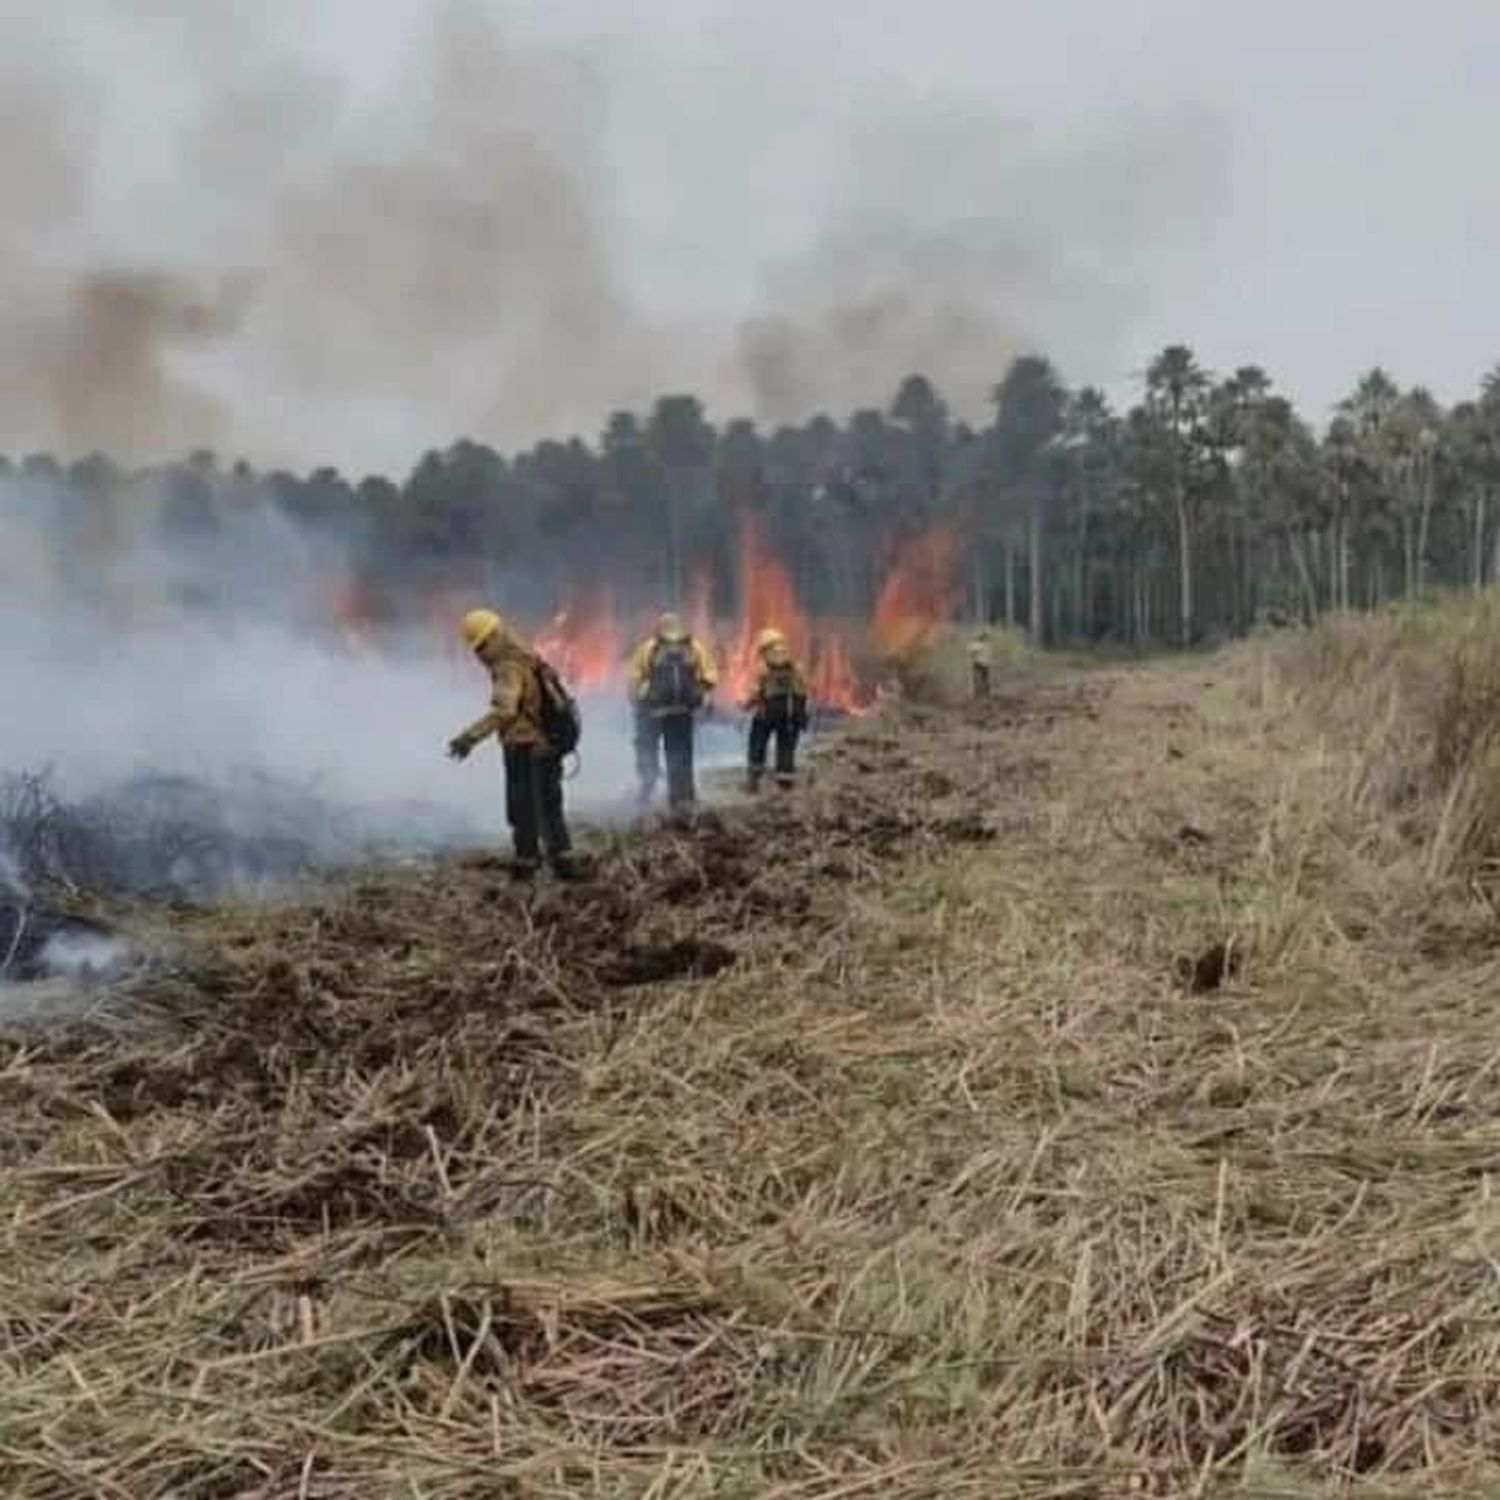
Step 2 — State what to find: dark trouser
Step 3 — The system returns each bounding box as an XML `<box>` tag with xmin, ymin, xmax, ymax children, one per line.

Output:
<box><xmin>504</xmin><ymin>745</ymin><xmax>572</xmax><ymax>867</ymax></box>
<box><xmin>635</xmin><ymin>711</ymin><xmax>696</xmax><ymax>806</ymax></box>
<box><xmin>747</xmin><ymin>714</ymin><xmax>801</xmax><ymax>789</ymax></box>
<box><xmin>972</xmin><ymin>664</ymin><xmax>991</xmax><ymax>699</ymax></box>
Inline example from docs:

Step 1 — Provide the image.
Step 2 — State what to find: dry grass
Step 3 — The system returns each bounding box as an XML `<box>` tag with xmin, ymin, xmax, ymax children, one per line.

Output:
<box><xmin>4</xmin><ymin>614</ymin><xmax>1500</xmax><ymax>1497</ymax></box>
<box><xmin>1249</xmin><ymin>593</ymin><xmax>1500</xmax><ymax>890</ymax></box>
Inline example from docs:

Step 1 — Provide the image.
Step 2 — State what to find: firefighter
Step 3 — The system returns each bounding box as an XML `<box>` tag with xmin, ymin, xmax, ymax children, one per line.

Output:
<box><xmin>447</xmin><ymin>608</ymin><xmax>581</xmax><ymax>879</ymax></box>
<box><xmin>743</xmin><ymin>626</ymin><xmax>809</xmax><ymax>792</ymax></box>
<box><xmin>627</xmin><ymin>611</ymin><xmax>719</xmax><ymax>808</ymax></box>
<box><xmin>968</xmin><ymin>634</ymin><xmax>993</xmax><ymax>700</ymax></box>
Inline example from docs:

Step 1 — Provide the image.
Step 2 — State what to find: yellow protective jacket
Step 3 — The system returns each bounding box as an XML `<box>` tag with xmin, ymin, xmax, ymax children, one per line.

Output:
<box><xmin>626</xmin><ymin>634</ymin><xmax>719</xmax><ymax>705</ymax></box>
<box><xmin>743</xmin><ymin>645</ymin><xmax>809</xmax><ymax>716</ymax></box>
<box><xmin>455</xmin><ymin>631</ymin><xmax>547</xmax><ymax>750</ymax></box>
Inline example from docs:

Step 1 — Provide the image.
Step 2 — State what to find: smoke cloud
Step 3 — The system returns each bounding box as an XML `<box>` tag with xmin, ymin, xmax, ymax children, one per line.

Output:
<box><xmin>0</xmin><ymin>469</ymin><xmax>650</xmax><ymax>883</ymax></box>
<box><xmin>736</xmin><ymin>94</ymin><xmax>1226</xmax><ymax>424</ymax></box>
<box><xmin>0</xmin><ymin>0</ymin><xmax>1230</xmax><ymax>905</ymax></box>
<box><xmin>0</xmin><ymin>1</ymin><xmax>1230</xmax><ymax>470</ymax></box>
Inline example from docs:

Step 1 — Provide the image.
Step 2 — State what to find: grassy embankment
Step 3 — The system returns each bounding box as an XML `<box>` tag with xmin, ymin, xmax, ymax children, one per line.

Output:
<box><xmin>4</xmin><ymin>598</ymin><xmax>1500</xmax><ymax>1497</ymax></box>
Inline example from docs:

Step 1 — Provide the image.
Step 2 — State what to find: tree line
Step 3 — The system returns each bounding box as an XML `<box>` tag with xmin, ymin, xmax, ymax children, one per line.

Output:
<box><xmin>6</xmin><ymin>347</ymin><xmax>1500</xmax><ymax>645</ymax></box>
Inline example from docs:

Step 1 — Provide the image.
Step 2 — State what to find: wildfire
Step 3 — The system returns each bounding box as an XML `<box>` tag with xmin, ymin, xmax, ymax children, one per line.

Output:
<box><xmin>722</xmin><ymin>513</ymin><xmax>807</xmax><ymax>705</ymax></box>
<box><xmin>315</xmin><ymin>512</ymin><xmax>949</xmax><ymax>717</ymax></box>
<box><xmin>532</xmin><ymin>587</ymin><xmax>623</xmax><ymax>693</ymax></box>
<box><xmin>809</xmin><ymin>633</ymin><xmax>862</xmax><ymax>711</ymax></box>
<box><xmin>713</xmin><ymin>514</ymin><xmax>871</xmax><ymax>714</ymax></box>
<box><xmin>871</xmin><ymin>526</ymin><xmax>960</xmax><ymax>658</ymax></box>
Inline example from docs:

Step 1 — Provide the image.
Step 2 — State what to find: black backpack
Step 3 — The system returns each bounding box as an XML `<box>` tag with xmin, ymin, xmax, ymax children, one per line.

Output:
<box><xmin>646</xmin><ymin>638</ymin><xmax>704</xmax><ymax>711</ymax></box>
<box><xmin>761</xmin><ymin>662</ymin><xmax>807</xmax><ymax>726</ymax></box>
<box><xmin>534</xmin><ymin>655</ymin><xmax>582</xmax><ymax>756</ymax></box>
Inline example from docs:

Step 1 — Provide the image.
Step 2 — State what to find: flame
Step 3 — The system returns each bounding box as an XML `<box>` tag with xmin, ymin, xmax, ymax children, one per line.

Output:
<box><xmin>809</xmin><ymin>633</ymin><xmax>865</xmax><ymax>713</ymax></box>
<box><xmin>314</xmin><ymin>514</ymin><xmax>893</xmax><ymax>716</ymax></box>
<box><xmin>722</xmin><ymin>513</ymin><xmax>810</xmax><ymax>704</ymax></box>
<box><xmin>532</xmin><ymin>586</ymin><xmax>623</xmax><ymax>692</ymax></box>
<box><xmin>871</xmin><ymin>526</ymin><xmax>960</xmax><ymax>658</ymax></box>
<box><xmin>699</xmin><ymin>515</ymin><xmax>871</xmax><ymax>714</ymax></box>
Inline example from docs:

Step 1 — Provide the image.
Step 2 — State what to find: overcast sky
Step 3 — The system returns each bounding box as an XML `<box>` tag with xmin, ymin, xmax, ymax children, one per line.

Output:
<box><xmin>1</xmin><ymin>0</ymin><xmax>1497</xmax><ymax>470</ymax></box>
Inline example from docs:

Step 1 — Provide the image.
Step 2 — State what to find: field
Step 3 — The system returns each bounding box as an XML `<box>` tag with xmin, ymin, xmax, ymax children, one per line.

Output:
<box><xmin>5</xmin><ymin>599</ymin><xmax>1500</xmax><ymax>1498</ymax></box>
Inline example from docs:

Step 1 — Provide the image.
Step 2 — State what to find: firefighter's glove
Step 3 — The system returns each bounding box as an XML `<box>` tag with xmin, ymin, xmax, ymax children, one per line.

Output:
<box><xmin>448</xmin><ymin>734</ymin><xmax>475</xmax><ymax>762</ymax></box>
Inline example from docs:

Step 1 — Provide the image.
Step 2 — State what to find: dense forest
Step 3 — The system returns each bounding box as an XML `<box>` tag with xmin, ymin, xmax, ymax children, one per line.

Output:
<box><xmin>5</xmin><ymin>347</ymin><xmax>1500</xmax><ymax>648</ymax></box>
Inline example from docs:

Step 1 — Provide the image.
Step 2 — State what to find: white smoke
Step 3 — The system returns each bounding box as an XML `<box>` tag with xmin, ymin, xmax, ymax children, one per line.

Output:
<box><xmin>0</xmin><ymin>461</ymin><xmax>660</xmax><ymax>879</ymax></box>
<box><xmin>0</xmin><ymin>609</ymin><xmax>649</xmax><ymax>850</ymax></box>
<box><xmin>36</xmin><ymin>929</ymin><xmax>133</xmax><ymax>982</ymax></box>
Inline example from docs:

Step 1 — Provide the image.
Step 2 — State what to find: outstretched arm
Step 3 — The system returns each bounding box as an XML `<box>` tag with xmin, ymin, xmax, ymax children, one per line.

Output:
<box><xmin>449</xmin><ymin>709</ymin><xmax>499</xmax><ymax>759</ymax></box>
<box><xmin>450</xmin><ymin>659</ymin><xmax>525</xmax><ymax>757</ymax></box>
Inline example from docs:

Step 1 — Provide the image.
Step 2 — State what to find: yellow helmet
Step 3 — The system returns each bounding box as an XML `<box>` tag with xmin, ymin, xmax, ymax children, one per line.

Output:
<box><xmin>656</xmin><ymin>611</ymin><xmax>687</xmax><ymax>641</ymax></box>
<box><xmin>460</xmin><ymin>608</ymin><xmax>503</xmax><ymax>651</ymax></box>
<box><xmin>754</xmin><ymin>626</ymin><xmax>785</xmax><ymax>654</ymax></box>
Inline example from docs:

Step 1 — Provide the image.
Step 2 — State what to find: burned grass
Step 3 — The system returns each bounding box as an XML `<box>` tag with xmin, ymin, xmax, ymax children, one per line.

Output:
<box><xmin>5</xmin><ymin>647</ymin><xmax>1500</xmax><ymax>1497</ymax></box>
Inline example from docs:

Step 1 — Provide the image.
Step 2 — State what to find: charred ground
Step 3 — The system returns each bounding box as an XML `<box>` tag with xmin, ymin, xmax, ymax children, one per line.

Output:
<box><xmin>4</xmin><ymin>629</ymin><xmax>1500</xmax><ymax>1497</ymax></box>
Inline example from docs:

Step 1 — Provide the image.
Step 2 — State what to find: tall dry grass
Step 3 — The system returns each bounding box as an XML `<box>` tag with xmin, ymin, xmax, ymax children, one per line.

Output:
<box><xmin>1250</xmin><ymin>594</ymin><xmax>1500</xmax><ymax>891</ymax></box>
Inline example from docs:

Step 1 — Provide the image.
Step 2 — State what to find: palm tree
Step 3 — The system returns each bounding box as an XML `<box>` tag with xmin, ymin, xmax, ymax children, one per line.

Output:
<box><xmin>1385</xmin><ymin>388</ymin><xmax>1443</xmax><ymax>597</ymax></box>
<box><xmin>1342</xmin><ymin>368</ymin><xmax>1401</xmax><ymax>436</ymax></box>
<box><xmin>1144</xmin><ymin>345</ymin><xmax>1212</xmax><ymax>645</ymax></box>
<box><xmin>1338</xmin><ymin>369</ymin><xmax>1405</xmax><ymax>603</ymax></box>
<box><xmin>990</xmin><ymin>355</ymin><xmax>1067</xmax><ymax>641</ymax></box>
<box><xmin>1203</xmin><ymin>370</ymin><xmax>1270</xmax><ymax>630</ymax></box>
<box><xmin>1321</xmin><ymin>416</ymin><xmax>1368</xmax><ymax>610</ymax></box>
<box><xmin>1248</xmin><ymin>397</ymin><xmax>1322</xmax><ymax>619</ymax></box>
<box><xmin>1057</xmin><ymin>386</ymin><xmax>1117</xmax><ymax>638</ymax></box>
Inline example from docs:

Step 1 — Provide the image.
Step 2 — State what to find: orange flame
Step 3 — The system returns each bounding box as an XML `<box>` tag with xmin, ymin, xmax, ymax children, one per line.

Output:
<box><xmin>809</xmin><ymin>633</ymin><xmax>865</xmax><ymax>712</ymax></box>
<box><xmin>723</xmin><ymin>513</ymin><xmax>809</xmax><ymax>704</ymax></box>
<box><xmin>871</xmin><ymin>526</ymin><xmax>960</xmax><ymax>658</ymax></box>
<box><xmin>533</xmin><ymin>586</ymin><xmax>623</xmax><ymax>692</ymax></box>
<box><xmin>699</xmin><ymin>515</ymin><xmax>871</xmax><ymax>714</ymax></box>
<box><xmin>319</xmin><ymin>513</ymin><xmax>895</xmax><ymax>716</ymax></box>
